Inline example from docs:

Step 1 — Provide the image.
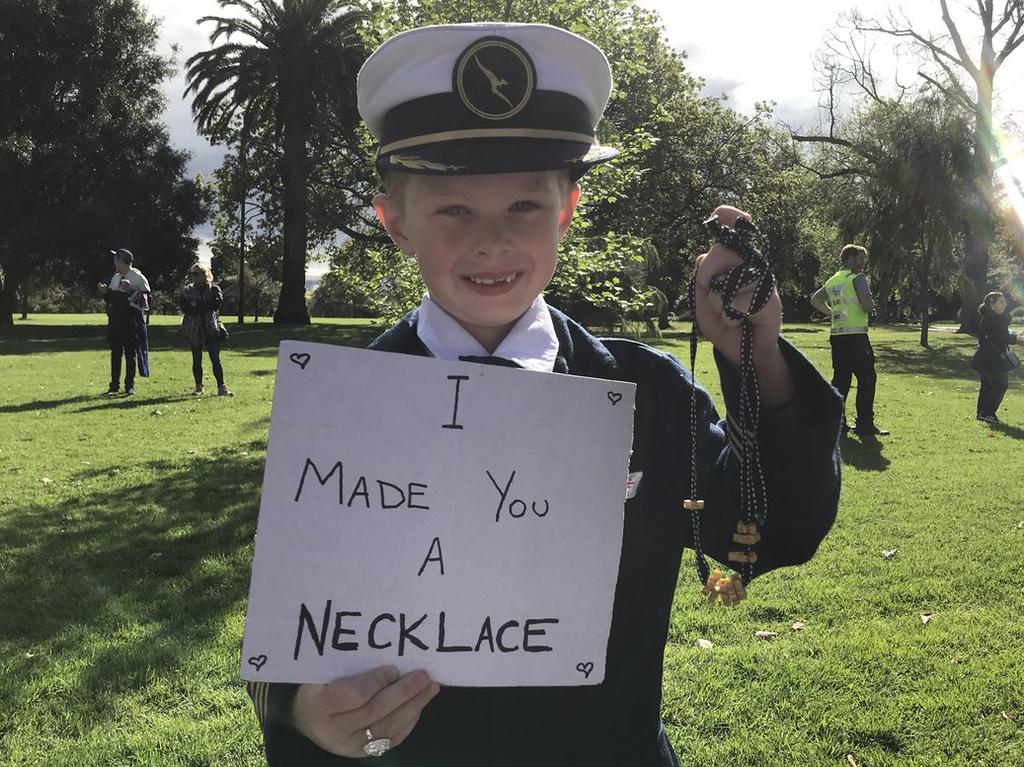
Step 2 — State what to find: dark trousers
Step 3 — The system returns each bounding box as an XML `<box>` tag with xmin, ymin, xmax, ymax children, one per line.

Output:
<box><xmin>830</xmin><ymin>333</ymin><xmax>877</xmax><ymax>428</ymax></box>
<box><xmin>108</xmin><ymin>326</ymin><xmax>137</xmax><ymax>389</ymax></box>
<box><xmin>977</xmin><ymin>367</ymin><xmax>1008</xmax><ymax>418</ymax></box>
<box><xmin>191</xmin><ymin>340</ymin><xmax>225</xmax><ymax>388</ymax></box>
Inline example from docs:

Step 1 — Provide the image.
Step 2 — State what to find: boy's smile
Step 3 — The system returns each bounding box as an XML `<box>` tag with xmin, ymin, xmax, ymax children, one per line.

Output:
<box><xmin>374</xmin><ymin>171</ymin><xmax>580</xmax><ymax>352</ymax></box>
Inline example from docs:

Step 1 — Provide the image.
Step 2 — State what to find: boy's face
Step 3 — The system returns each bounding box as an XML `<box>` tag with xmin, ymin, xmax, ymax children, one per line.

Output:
<box><xmin>374</xmin><ymin>171</ymin><xmax>580</xmax><ymax>350</ymax></box>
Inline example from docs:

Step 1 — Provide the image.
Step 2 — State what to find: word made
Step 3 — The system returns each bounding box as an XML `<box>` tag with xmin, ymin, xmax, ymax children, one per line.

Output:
<box><xmin>294</xmin><ymin>458</ymin><xmax>430</xmax><ymax>511</ymax></box>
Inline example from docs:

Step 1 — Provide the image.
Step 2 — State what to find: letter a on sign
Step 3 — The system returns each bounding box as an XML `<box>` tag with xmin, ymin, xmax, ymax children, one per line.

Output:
<box><xmin>417</xmin><ymin>537</ymin><xmax>445</xmax><ymax>576</ymax></box>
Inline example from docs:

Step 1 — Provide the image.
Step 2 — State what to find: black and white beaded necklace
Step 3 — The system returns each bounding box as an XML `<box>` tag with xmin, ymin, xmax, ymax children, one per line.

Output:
<box><xmin>680</xmin><ymin>215</ymin><xmax>775</xmax><ymax>599</ymax></box>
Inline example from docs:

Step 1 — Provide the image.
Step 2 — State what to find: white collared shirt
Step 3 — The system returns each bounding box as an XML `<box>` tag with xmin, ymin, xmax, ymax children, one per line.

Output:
<box><xmin>416</xmin><ymin>294</ymin><xmax>559</xmax><ymax>372</ymax></box>
<box><xmin>108</xmin><ymin>267</ymin><xmax>150</xmax><ymax>294</ymax></box>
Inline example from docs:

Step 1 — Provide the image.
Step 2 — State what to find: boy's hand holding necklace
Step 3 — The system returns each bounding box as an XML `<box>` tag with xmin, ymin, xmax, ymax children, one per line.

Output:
<box><xmin>692</xmin><ymin>205</ymin><xmax>795</xmax><ymax>408</ymax></box>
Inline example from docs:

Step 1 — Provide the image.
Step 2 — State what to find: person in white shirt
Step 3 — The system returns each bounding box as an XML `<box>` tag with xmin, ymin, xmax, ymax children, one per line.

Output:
<box><xmin>96</xmin><ymin>248</ymin><xmax>149</xmax><ymax>395</ymax></box>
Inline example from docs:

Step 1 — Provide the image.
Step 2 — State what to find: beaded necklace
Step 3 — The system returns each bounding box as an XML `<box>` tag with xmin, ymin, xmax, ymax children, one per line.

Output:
<box><xmin>680</xmin><ymin>215</ymin><xmax>775</xmax><ymax>604</ymax></box>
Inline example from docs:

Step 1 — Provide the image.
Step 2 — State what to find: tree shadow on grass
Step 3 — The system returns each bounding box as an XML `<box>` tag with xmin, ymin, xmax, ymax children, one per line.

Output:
<box><xmin>0</xmin><ymin>323</ymin><xmax>109</xmax><ymax>354</ymax></box>
<box><xmin>0</xmin><ymin>393</ymin><xmax>196</xmax><ymax>415</ymax></box>
<box><xmin>839</xmin><ymin>432</ymin><xmax>891</xmax><ymax>471</ymax></box>
<box><xmin>70</xmin><ymin>393</ymin><xmax>194</xmax><ymax>414</ymax></box>
<box><xmin>205</xmin><ymin>323</ymin><xmax>383</xmax><ymax>349</ymax></box>
<box><xmin>1</xmin><ymin>320</ymin><xmax>385</xmax><ymax>356</ymax></box>
<box><xmin>872</xmin><ymin>341</ymin><xmax>977</xmax><ymax>382</ymax></box>
<box><xmin>0</xmin><ymin>452</ymin><xmax>262</xmax><ymax>728</ymax></box>
<box><xmin>0</xmin><ymin>394</ymin><xmax>97</xmax><ymax>414</ymax></box>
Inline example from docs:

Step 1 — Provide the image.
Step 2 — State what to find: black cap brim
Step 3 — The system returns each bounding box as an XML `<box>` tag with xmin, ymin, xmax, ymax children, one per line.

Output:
<box><xmin>377</xmin><ymin>139</ymin><xmax>618</xmax><ymax>180</ymax></box>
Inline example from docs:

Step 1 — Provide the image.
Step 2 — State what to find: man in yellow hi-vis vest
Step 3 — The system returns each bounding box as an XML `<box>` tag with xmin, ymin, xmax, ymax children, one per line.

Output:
<box><xmin>811</xmin><ymin>244</ymin><xmax>889</xmax><ymax>437</ymax></box>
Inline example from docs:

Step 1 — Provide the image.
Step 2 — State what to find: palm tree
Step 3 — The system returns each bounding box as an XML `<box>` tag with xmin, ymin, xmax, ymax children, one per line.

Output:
<box><xmin>185</xmin><ymin>0</ymin><xmax>367</xmax><ymax>324</ymax></box>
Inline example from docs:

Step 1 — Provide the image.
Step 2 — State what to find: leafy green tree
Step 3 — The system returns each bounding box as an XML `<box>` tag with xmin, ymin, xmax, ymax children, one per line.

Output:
<box><xmin>895</xmin><ymin>98</ymin><xmax>974</xmax><ymax>345</ymax></box>
<box><xmin>802</xmin><ymin>92</ymin><xmax>975</xmax><ymax>340</ymax></box>
<box><xmin>0</xmin><ymin>0</ymin><xmax>208</xmax><ymax>326</ymax></box>
<box><xmin>185</xmin><ymin>0</ymin><xmax>368</xmax><ymax>324</ymax></box>
<box><xmin>351</xmin><ymin>0</ymin><xmax>813</xmax><ymax>329</ymax></box>
<box><xmin>221</xmin><ymin>0</ymin><xmax>829</xmax><ymax>331</ymax></box>
<box><xmin>309</xmin><ymin>267</ymin><xmax>380</xmax><ymax>317</ymax></box>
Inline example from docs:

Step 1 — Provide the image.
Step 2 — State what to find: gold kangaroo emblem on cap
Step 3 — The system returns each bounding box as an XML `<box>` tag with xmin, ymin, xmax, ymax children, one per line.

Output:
<box><xmin>474</xmin><ymin>55</ymin><xmax>514</xmax><ymax>110</ymax></box>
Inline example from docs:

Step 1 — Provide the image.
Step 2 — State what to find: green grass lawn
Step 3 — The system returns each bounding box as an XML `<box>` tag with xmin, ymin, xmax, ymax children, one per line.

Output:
<box><xmin>1</xmin><ymin>313</ymin><xmax>1022</xmax><ymax>766</ymax></box>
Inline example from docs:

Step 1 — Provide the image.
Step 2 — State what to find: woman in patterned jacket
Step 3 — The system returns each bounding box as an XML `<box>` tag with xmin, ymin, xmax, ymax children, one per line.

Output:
<box><xmin>178</xmin><ymin>264</ymin><xmax>233</xmax><ymax>397</ymax></box>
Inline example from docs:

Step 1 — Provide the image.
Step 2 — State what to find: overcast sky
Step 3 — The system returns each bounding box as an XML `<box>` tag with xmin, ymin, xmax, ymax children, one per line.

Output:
<box><xmin>142</xmin><ymin>0</ymin><xmax>1023</xmax><ymax>258</ymax></box>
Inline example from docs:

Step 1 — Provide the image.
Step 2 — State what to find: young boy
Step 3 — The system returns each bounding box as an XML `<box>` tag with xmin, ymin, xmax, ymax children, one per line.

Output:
<box><xmin>247</xmin><ymin>22</ymin><xmax>841</xmax><ymax>765</ymax></box>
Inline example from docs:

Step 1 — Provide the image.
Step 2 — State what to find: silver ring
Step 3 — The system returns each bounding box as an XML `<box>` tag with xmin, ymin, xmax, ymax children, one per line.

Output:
<box><xmin>363</xmin><ymin>727</ymin><xmax>392</xmax><ymax>757</ymax></box>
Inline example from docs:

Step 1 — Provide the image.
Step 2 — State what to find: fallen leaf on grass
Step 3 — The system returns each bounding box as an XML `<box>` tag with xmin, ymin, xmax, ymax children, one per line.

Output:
<box><xmin>881</xmin><ymin>548</ymin><xmax>898</xmax><ymax>559</ymax></box>
<box><xmin>151</xmin><ymin>410</ymin><xmax>162</xmax><ymax>416</ymax></box>
<box><xmin>791</xmin><ymin>622</ymin><xmax>806</xmax><ymax>631</ymax></box>
<box><xmin>754</xmin><ymin>630</ymin><xmax>778</xmax><ymax>640</ymax></box>
<box><xmin>696</xmin><ymin>638</ymin><xmax>714</xmax><ymax>650</ymax></box>
<box><xmin>187</xmin><ymin>449</ymin><xmax>197</xmax><ymax>454</ymax></box>
<box><xmin>949</xmin><ymin>656</ymin><xmax>966</xmax><ymax>664</ymax></box>
<box><xmin>846</xmin><ymin>754</ymin><xmax>860</xmax><ymax>767</ymax></box>
<box><xmin>920</xmin><ymin>612</ymin><xmax>935</xmax><ymax>624</ymax></box>
<box><xmin>39</xmin><ymin>477</ymin><xmax>51</xmax><ymax>485</ymax></box>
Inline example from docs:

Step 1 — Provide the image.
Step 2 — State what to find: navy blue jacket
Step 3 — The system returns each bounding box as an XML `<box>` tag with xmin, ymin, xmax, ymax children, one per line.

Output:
<box><xmin>975</xmin><ymin>308</ymin><xmax>1014</xmax><ymax>372</ymax></box>
<box><xmin>248</xmin><ymin>307</ymin><xmax>842</xmax><ymax>766</ymax></box>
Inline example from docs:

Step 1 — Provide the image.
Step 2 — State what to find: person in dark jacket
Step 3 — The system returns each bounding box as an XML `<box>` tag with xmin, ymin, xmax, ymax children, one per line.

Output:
<box><xmin>973</xmin><ymin>291</ymin><xmax>1020</xmax><ymax>424</ymax></box>
<box><xmin>96</xmin><ymin>248</ymin><xmax>149</xmax><ymax>395</ymax></box>
<box><xmin>178</xmin><ymin>264</ymin><xmax>232</xmax><ymax>397</ymax></box>
<box><xmin>244</xmin><ymin>23</ymin><xmax>842</xmax><ymax>766</ymax></box>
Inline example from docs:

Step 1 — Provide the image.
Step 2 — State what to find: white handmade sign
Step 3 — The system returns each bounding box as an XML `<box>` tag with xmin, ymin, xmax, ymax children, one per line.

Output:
<box><xmin>240</xmin><ymin>340</ymin><xmax>636</xmax><ymax>686</ymax></box>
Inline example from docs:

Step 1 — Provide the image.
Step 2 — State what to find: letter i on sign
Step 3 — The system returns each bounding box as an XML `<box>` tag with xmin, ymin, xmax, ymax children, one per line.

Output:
<box><xmin>442</xmin><ymin>375</ymin><xmax>469</xmax><ymax>430</ymax></box>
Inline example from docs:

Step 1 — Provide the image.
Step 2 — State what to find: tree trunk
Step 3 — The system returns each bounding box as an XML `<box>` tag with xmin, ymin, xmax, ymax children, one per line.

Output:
<box><xmin>957</xmin><ymin>88</ymin><xmax>996</xmax><ymax>335</ymax></box>
<box><xmin>274</xmin><ymin>112</ymin><xmax>310</xmax><ymax>325</ymax></box>
<box><xmin>873</xmin><ymin>264</ymin><xmax>898</xmax><ymax>324</ymax></box>
<box><xmin>19</xmin><ymin>287</ymin><xmax>29</xmax><ymax>320</ymax></box>
<box><xmin>238</xmin><ymin>131</ymin><xmax>247</xmax><ymax>325</ymax></box>
<box><xmin>657</xmin><ymin>303</ymin><xmax>672</xmax><ymax>330</ymax></box>
<box><xmin>958</xmin><ymin>230</ymin><xmax>987</xmax><ymax>334</ymax></box>
<box><xmin>875</xmin><ymin>288</ymin><xmax>891</xmax><ymax>325</ymax></box>
<box><xmin>919</xmin><ymin>241</ymin><xmax>931</xmax><ymax>348</ymax></box>
<box><xmin>0</xmin><ymin>269</ymin><xmax>19</xmax><ymax>327</ymax></box>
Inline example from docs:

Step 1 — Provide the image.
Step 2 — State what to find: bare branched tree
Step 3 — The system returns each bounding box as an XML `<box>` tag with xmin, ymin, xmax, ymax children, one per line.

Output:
<box><xmin>845</xmin><ymin>0</ymin><xmax>1024</xmax><ymax>332</ymax></box>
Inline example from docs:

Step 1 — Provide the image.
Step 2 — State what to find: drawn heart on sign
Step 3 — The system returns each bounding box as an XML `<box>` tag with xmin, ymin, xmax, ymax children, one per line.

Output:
<box><xmin>289</xmin><ymin>353</ymin><xmax>311</xmax><ymax>370</ymax></box>
<box><xmin>575</xmin><ymin>662</ymin><xmax>594</xmax><ymax>679</ymax></box>
<box><xmin>607</xmin><ymin>391</ymin><xmax>622</xmax><ymax>406</ymax></box>
<box><xmin>248</xmin><ymin>654</ymin><xmax>268</xmax><ymax>672</ymax></box>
